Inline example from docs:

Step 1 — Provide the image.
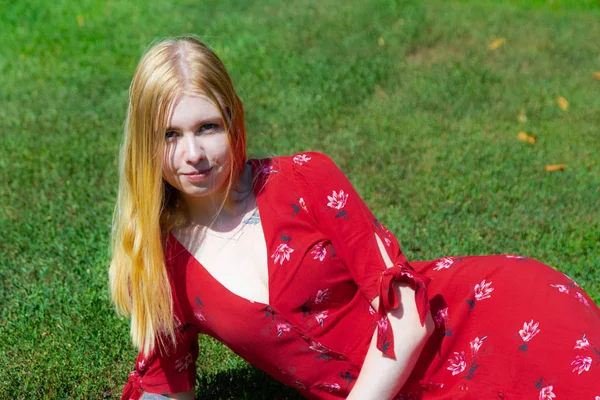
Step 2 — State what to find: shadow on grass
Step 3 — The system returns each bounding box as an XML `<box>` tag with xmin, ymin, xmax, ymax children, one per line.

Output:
<box><xmin>196</xmin><ymin>365</ymin><xmax>304</xmax><ymax>400</ymax></box>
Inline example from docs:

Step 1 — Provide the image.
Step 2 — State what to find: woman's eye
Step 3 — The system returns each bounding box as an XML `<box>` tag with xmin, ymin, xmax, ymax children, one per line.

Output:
<box><xmin>198</xmin><ymin>123</ymin><xmax>219</xmax><ymax>133</ymax></box>
<box><xmin>165</xmin><ymin>131</ymin><xmax>178</xmax><ymax>139</ymax></box>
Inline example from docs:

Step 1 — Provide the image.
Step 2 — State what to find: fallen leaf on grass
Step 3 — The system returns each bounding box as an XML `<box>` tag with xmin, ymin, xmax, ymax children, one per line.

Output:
<box><xmin>545</xmin><ymin>164</ymin><xmax>566</xmax><ymax>172</ymax></box>
<box><xmin>557</xmin><ymin>96</ymin><xmax>569</xmax><ymax>111</ymax></box>
<box><xmin>374</xmin><ymin>85</ymin><xmax>388</xmax><ymax>100</ymax></box>
<box><xmin>77</xmin><ymin>15</ymin><xmax>85</xmax><ymax>27</ymax></box>
<box><xmin>517</xmin><ymin>132</ymin><xmax>536</xmax><ymax>144</ymax></box>
<box><xmin>594</xmin><ymin>72</ymin><xmax>600</xmax><ymax>80</ymax></box>
<box><xmin>377</xmin><ymin>37</ymin><xmax>385</xmax><ymax>46</ymax></box>
<box><xmin>488</xmin><ymin>38</ymin><xmax>505</xmax><ymax>50</ymax></box>
<box><xmin>394</xmin><ymin>19</ymin><xmax>405</xmax><ymax>29</ymax></box>
<box><xmin>518</xmin><ymin>107</ymin><xmax>527</xmax><ymax>123</ymax></box>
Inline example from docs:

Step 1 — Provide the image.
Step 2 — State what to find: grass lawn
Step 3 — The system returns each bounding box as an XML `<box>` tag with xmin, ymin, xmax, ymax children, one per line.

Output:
<box><xmin>1</xmin><ymin>0</ymin><xmax>598</xmax><ymax>397</ymax></box>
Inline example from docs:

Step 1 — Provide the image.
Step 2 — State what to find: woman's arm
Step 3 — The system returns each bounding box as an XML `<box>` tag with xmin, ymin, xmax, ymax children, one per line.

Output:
<box><xmin>292</xmin><ymin>153</ymin><xmax>434</xmax><ymax>398</ymax></box>
<box><xmin>347</xmin><ymin>235</ymin><xmax>435</xmax><ymax>400</ymax></box>
<box><xmin>169</xmin><ymin>390</ymin><xmax>195</xmax><ymax>400</ymax></box>
<box><xmin>347</xmin><ymin>282</ymin><xmax>435</xmax><ymax>400</ymax></box>
<box><xmin>140</xmin><ymin>391</ymin><xmax>195</xmax><ymax>400</ymax></box>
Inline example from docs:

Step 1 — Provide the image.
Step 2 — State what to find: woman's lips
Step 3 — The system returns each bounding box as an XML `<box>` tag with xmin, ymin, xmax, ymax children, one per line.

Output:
<box><xmin>183</xmin><ymin>167</ymin><xmax>213</xmax><ymax>183</ymax></box>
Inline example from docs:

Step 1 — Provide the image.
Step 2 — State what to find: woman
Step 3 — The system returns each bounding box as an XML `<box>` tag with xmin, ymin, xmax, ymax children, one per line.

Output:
<box><xmin>110</xmin><ymin>36</ymin><xmax>600</xmax><ymax>400</ymax></box>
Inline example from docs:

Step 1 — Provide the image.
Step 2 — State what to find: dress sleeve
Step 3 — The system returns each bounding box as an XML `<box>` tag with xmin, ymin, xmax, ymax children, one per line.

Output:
<box><xmin>292</xmin><ymin>152</ymin><xmax>430</xmax><ymax>359</ymax></box>
<box><xmin>121</xmin><ymin>322</ymin><xmax>199</xmax><ymax>400</ymax></box>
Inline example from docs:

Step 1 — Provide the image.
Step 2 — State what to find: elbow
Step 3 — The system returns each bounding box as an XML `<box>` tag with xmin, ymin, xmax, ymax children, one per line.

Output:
<box><xmin>408</xmin><ymin>310</ymin><xmax>435</xmax><ymax>358</ymax></box>
<box><xmin>390</xmin><ymin>282</ymin><xmax>436</xmax><ymax>342</ymax></box>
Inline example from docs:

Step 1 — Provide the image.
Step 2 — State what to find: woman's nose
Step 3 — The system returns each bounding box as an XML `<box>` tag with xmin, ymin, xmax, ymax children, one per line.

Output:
<box><xmin>183</xmin><ymin>135</ymin><xmax>205</xmax><ymax>165</ymax></box>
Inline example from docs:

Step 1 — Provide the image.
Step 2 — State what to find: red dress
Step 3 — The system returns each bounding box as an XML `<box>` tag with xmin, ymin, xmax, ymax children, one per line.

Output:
<box><xmin>121</xmin><ymin>152</ymin><xmax>600</xmax><ymax>399</ymax></box>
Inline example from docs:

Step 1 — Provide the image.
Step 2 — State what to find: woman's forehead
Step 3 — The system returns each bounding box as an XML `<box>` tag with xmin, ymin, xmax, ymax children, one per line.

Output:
<box><xmin>167</xmin><ymin>94</ymin><xmax>222</xmax><ymax>129</ymax></box>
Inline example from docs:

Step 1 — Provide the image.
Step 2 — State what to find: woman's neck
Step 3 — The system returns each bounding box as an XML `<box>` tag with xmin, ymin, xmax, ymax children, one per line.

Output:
<box><xmin>180</xmin><ymin>163</ymin><xmax>254</xmax><ymax>230</ymax></box>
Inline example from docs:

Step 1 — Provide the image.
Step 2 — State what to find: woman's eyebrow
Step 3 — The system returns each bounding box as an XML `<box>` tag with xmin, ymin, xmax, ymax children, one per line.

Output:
<box><xmin>166</xmin><ymin>115</ymin><xmax>223</xmax><ymax>131</ymax></box>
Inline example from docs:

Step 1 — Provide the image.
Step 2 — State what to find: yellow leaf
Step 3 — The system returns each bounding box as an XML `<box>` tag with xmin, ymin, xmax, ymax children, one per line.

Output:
<box><xmin>77</xmin><ymin>15</ymin><xmax>85</xmax><ymax>27</ymax></box>
<box><xmin>374</xmin><ymin>85</ymin><xmax>388</xmax><ymax>100</ymax></box>
<box><xmin>594</xmin><ymin>71</ymin><xmax>600</xmax><ymax>80</ymax></box>
<box><xmin>377</xmin><ymin>37</ymin><xmax>385</xmax><ymax>47</ymax></box>
<box><xmin>517</xmin><ymin>132</ymin><xmax>536</xmax><ymax>144</ymax></box>
<box><xmin>557</xmin><ymin>96</ymin><xmax>568</xmax><ymax>111</ymax></box>
<box><xmin>518</xmin><ymin>107</ymin><xmax>527</xmax><ymax>123</ymax></box>
<box><xmin>545</xmin><ymin>164</ymin><xmax>566</xmax><ymax>172</ymax></box>
<box><xmin>488</xmin><ymin>38</ymin><xmax>505</xmax><ymax>50</ymax></box>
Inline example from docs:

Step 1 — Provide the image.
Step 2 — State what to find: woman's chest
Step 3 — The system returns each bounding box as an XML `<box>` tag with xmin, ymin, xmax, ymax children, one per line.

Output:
<box><xmin>193</xmin><ymin>221</ymin><xmax>271</xmax><ymax>304</ymax></box>
<box><xmin>206</xmin><ymin>209</ymin><xmax>359</xmax><ymax>326</ymax></box>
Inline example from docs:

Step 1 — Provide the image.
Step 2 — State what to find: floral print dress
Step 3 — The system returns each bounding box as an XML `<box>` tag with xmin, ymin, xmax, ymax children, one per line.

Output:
<box><xmin>121</xmin><ymin>152</ymin><xmax>600</xmax><ymax>400</ymax></box>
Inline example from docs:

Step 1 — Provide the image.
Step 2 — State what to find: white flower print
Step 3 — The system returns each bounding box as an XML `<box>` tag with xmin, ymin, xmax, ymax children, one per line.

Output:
<box><xmin>315</xmin><ymin>311</ymin><xmax>328</xmax><ymax>327</ymax></box>
<box><xmin>317</xmin><ymin>383</ymin><xmax>341</xmax><ymax>393</ymax></box>
<box><xmin>571</xmin><ymin>355</ymin><xmax>592</xmax><ymax>374</ymax></box>
<box><xmin>309</xmin><ymin>340</ymin><xmax>329</xmax><ymax>353</ymax></box>
<box><xmin>469</xmin><ymin>336</ymin><xmax>486</xmax><ymax>356</ymax></box>
<box><xmin>311</xmin><ymin>243</ymin><xmax>327</xmax><ymax>262</ymax></box>
<box><xmin>400</xmin><ymin>270</ymin><xmax>414</xmax><ymax>279</ymax></box>
<box><xmin>173</xmin><ymin>314</ymin><xmax>182</xmax><ymax>328</ymax></box>
<box><xmin>368</xmin><ymin>305</ymin><xmax>376</xmax><ymax>315</ymax></box>
<box><xmin>434</xmin><ymin>307</ymin><xmax>449</xmax><ymax>326</ymax></box>
<box><xmin>137</xmin><ymin>359</ymin><xmax>147</xmax><ymax>371</ymax></box>
<box><xmin>474</xmin><ymin>279</ymin><xmax>494</xmax><ymax>301</ymax></box>
<box><xmin>294</xmin><ymin>380</ymin><xmax>307</xmax><ymax>390</ymax></box>
<box><xmin>327</xmin><ymin>190</ymin><xmax>348</xmax><ymax>210</ymax></box>
<box><xmin>595</xmin><ymin>396</ymin><xmax>600</xmax><ymax>400</ymax></box>
<box><xmin>550</xmin><ymin>284</ymin><xmax>570</xmax><ymax>294</ymax></box>
<box><xmin>299</xmin><ymin>197</ymin><xmax>307</xmax><ymax>211</ymax></box>
<box><xmin>262</xmin><ymin>165</ymin><xmax>278</xmax><ymax>174</ymax></box>
<box><xmin>175</xmin><ymin>353</ymin><xmax>193</xmax><ymax>372</ymax></box>
<box><xmin>377</xmin><ymin>316</ymin><xmax>389</xmax><ymax>333</ymax></box>
<box><xmin>574</xmin><ymin>334</ymin><xmax>590</xmax><ymax>350</ymax></box>
<box><xmin>194</xmin><ymin>309</ymin><xmax>207</xmax><ymax>322</ymax></box>
<box><xmin>434</xmin><ymin>257</ymin><xmax>454</xmax><ymax>271</ymax></box>
<box><xmin>539</xmin><ymin>386</ymin><xmax>556</xmax><ymax>400</ymax></box>
<box><xmin>271</xmin><ymin>243</ymin><xmax>294</xmax><ymax>265</ymax></box>
<box><xmin>519</xmin><ymin>320</ymin><xmax>541</xmax><ymax>342</ymax></box>
<box><xmin>379</xmin><ymin>226</ymin><xmax>394</xmax><ymax>247</ymax></box>
<box><xmin>276</xmin><ymin>321</ymin><xmax>291</xmax><ymax>336</ymax></box>
<box><xmin>575</xmin><ymin>292</ymin><xmax>589</xmax><ymax>306</ymax></box>
<box><xmin>293</xmin><ymin>154</ymin><xmax>312</xmax><ymax>165</ymax></box>
<box><xmin>315</xmin><ymin>288</ymin><xmax>331</xmax><ymax>304</ymax></box>
<box><xmin>447</xmin><ymin>351</ymin><xmax>466</xmax><ymax>376</ymax></box>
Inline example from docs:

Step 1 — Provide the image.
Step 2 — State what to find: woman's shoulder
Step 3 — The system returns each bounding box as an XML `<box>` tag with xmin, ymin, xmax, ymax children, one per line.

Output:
<box><xmin>249</xmin><ymin>151</ymin><xmax>337</xmax><ymax>173</ymax></box>
<box><xmin>248</xmin><ymin>152</ymin><xmax>345</xmax><ymax>201</ymax></box>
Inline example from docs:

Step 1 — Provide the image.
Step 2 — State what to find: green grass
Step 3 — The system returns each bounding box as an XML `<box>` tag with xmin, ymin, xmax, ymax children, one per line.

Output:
<box><xmin>1</xmin><ymin>0</ymin><xmax>598</xmax><ymax>397</ymax></box>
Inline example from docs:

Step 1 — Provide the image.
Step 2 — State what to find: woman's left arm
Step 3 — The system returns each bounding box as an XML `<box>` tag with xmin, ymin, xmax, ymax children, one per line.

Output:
<box><xmin>348</xmin><ymin>282</ymin><xmax>435</xmax><ymax>400</ymax></box>
<box><xmin>292</xmin><ymin>152</ymin><xmax>435</xmax><ymax>398</ymax></box>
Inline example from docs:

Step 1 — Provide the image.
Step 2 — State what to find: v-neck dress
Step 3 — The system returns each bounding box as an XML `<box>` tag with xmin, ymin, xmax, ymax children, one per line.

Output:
<box><xmin>121</xmin><ymin>152</ymin><xmax>600</xmax><ymax>400</ymax></box>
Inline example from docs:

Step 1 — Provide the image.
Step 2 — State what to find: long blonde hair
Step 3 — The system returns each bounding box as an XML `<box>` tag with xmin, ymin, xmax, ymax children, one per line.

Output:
<box><xmin>109</xmin><ymin>36</ymin><xmax>247</xmax><ymax>356</ymax></box>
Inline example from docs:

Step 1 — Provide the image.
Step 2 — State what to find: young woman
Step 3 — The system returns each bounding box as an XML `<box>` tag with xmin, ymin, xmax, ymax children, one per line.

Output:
<box><xmin>110</xmin><ymin>36</ymin><xmax>600</xmax><ymax>400</ymax></box>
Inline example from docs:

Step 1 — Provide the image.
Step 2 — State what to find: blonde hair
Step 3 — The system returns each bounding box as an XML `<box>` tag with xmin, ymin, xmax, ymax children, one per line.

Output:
<box><xmin>109</xmin><ymin>36</ymin><xmax>247</xmax><ymax>356</ymax></box>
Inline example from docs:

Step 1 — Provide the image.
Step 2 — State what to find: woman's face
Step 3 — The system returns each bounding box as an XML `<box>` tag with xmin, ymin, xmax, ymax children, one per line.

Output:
<box><xmin>162</xmin><ymin>94</ymin><xmax>231</xmax><ymax>203</ymax></box>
